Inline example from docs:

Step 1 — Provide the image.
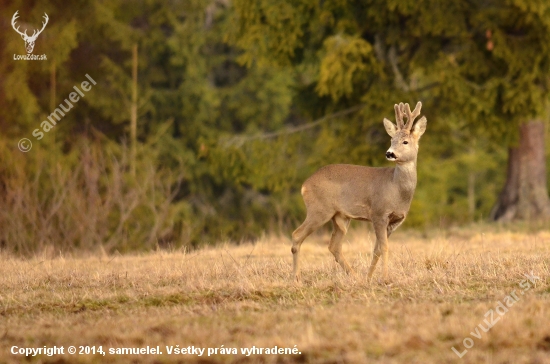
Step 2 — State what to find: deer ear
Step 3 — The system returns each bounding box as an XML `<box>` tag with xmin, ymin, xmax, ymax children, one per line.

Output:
<box><xmin>383</xmin><ymin>118</ymin><xmax>398</xmax><ymax>137</ymax></box>
<box><xmin>412</xmin><ymin>116</ymin><xmax>427</xmax><ymax>138</ymax></box>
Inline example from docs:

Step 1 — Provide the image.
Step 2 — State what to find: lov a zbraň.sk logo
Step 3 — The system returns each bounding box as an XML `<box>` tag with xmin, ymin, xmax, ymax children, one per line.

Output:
<box><xmin>12</xmin><ymin>10</ymin><xmax>48</xmax><ymax>61</ymax></box>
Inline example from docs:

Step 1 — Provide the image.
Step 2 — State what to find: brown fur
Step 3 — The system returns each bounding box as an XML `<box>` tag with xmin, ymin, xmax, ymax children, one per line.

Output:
<box><xmin>291</xmin><ymin>102</ymin><xmax>427</xmax><ymax>282</ymax></box>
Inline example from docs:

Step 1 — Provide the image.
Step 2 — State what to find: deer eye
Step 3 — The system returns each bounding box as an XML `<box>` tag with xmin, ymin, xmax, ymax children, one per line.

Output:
<box><xmin>403</xmin><ymin>141</ymin><xmax>408</xmax><ymax>144</ymax></box>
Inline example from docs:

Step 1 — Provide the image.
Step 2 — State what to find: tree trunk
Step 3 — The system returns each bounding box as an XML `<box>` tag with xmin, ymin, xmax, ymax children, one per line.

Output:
<box><xmin>468</xmin><ymin>171</ymin><xmax>476</xmax><ymax>220</ymax></box>
<box><xmin>490</xmin><ymin>121</ymin><xmax>550</xmax><ymax>221</ymax></box>
<box><xmin>130</xmin><ymin>44</ymin><xmax>138</xmax><ymax>177</ymax></box>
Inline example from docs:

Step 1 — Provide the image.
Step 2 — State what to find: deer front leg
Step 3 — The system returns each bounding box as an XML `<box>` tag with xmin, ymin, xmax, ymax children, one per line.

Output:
<box><xmin>367</xmin><ymin>218</ymin><xmax>389</xmax><ymax>282</ymax></box>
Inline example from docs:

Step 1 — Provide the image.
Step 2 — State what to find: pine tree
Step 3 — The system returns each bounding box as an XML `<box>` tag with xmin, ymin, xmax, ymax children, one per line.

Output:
<box><xmin>229</xmin><ymin>0</ymin><xmax>550</xmax><ymax>222</ymax></box>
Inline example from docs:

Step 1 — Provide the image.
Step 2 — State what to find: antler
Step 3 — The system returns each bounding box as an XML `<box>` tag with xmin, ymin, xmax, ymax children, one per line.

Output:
<box><xmin>30</xmin><ymin>13</ymin><xmax>48</xmax><ymax>40</ymax></box>
<box><xmin>402</xmin><ymin>101</ymin><xmax>422</xmax><ymax>131</ymax></box>
<box><xmin>394</xmin><ymin>102</ymin><xmax>405</xmax><ymax>129</ymax></box>
<box><xmin>11</xmin><ymin>11</ymin><xmax>27</xmax><ymax>37</ymax></box>
<box><xmin>11</xmin><ymin>11</ymin><xmax>48</xmax><ymax>40</ymax></box>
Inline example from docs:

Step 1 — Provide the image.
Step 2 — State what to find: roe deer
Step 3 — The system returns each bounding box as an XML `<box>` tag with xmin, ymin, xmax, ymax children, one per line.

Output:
<box><xmin>291</xmin><ymin>102</ymin><xmax>427</xmax><ymax>282</ymax></box>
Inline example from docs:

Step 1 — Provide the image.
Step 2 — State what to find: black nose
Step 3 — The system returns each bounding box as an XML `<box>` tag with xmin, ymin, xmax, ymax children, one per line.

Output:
<box><xmin>386</xmin><ymin>151</ymin><xmax>396</xmax><ymax>159</ymax></box>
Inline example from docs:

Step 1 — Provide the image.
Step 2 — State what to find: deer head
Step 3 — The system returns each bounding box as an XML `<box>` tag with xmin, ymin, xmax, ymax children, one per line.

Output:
<box><xmin>11</xmin><ymin>11</ymin><xmax>49</xmax><ymax>54</ymax></box>
<box><xmin>383</xmin><ymin>102</ymin><xmax>427</xmax><ymax>163</ymax></box>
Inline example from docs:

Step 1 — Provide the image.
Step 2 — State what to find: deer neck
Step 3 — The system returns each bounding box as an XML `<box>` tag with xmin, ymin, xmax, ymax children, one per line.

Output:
<box><xmin>393</xmin><ymin>159</ymin><xmax>417</xmax><ymax>200</ymax></box>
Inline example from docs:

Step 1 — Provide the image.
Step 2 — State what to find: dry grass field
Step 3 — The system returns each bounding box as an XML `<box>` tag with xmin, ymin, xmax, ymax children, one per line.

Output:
<box><xmin>1</xmin><ymin>226</ymin><xmax>549</xmax><ymax>363</ymax></box>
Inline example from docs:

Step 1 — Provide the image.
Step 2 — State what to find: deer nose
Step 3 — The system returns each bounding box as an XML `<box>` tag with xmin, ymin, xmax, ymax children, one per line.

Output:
<box><xmin>386</xmin><ymin>151</ymin><xmax>397</xmax><ymax>160</ymax></box>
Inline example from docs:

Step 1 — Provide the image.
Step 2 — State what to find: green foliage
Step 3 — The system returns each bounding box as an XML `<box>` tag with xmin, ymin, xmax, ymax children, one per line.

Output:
<box><xmin>1</xmin><ymin>0</ymin><xmax>550</xmax><ymax>253</ymax></box>
<box><xmin>317</xmin><ymin>35</ymin><xmax>380</xmax><ymax>100</ymax></box>
<box><xmin>229</xmin><ymin>0</ymin><xmax>317</xmax><ymax>68</ymax></box>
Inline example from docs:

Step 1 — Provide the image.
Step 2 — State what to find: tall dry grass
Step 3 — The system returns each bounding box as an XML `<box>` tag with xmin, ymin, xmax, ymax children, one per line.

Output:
<box><xmin>0</xmin><ymin>135</ymin><xmax>187</xmax><ymax>255</ymax></box>
<box><xmin>0</xmin><ymin>228</ymin><xmax>549</xmax><ymax>363</ymax></box>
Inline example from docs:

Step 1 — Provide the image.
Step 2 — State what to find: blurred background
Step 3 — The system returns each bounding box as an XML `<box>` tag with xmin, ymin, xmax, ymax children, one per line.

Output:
<box><xmin>1</xmin><ymin>0</ymin><xmax>549</xmax><ymax>255</ymax></box>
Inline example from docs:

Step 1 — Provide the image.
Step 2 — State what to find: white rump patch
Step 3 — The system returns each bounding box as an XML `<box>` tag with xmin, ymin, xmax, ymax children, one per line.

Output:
<box><xmin>301</xmin><ymin>186</ymin><xmax>307</xmax><ymax>195</ymax></box>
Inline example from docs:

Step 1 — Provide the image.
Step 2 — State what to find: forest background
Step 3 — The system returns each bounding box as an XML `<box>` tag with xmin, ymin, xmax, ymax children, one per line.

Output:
<box><xmin>1</xmin><ymin>0</ymin><xmax>550</xmax><ymax>255</ymax></box>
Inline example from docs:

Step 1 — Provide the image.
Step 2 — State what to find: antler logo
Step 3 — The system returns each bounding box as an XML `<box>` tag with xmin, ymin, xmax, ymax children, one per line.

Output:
<box><xmin>11</xmin><ymin>11</ymin><xmax>49</xmax><ymax>54</ymax></box>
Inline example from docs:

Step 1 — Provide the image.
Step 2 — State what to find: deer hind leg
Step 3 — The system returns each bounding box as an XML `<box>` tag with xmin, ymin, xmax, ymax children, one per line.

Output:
<box><xmin>387</xmin><ymin>214</ymin><xmax>405</xmax><ymax>238</ymax></box>
<box><xmin>367</xmin><ymin>219</ymin><xmax>389</xmax><ymax>281</ymax></box>
<box><xmin>328</xmin><ymin>214</ymin><xmax>354</xmax><ymax>275</ymax></box>
<box><xmin>291</xmin><ymin>210</ymin><xmax>333</xmax><ymax>282</ymax></box>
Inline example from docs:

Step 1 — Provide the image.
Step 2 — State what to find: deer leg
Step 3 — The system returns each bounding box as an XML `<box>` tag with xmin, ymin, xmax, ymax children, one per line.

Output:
<box><xmin>328</xmin><ymin>214</ymin><xmax>353</xmax><ymax>275</ymax></box>
<box><xmin>291</xmin><ymin>211</ymin><xmax>332</xmax><ymax>282</ymax></box>
<box><xmin>387</xmin><ymin>215</ymin><xmax>405</xmax><ymax>238</ymax></box>
<box><xmin>367</xmin><ymin>219</ymin><xmax>389</xmax><ymax>281</ymax></box>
